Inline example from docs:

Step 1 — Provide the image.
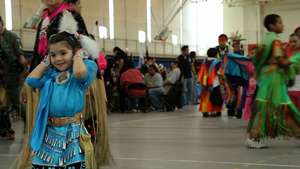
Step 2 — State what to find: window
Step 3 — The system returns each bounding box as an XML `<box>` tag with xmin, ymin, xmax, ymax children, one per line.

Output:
<box><xmin>138</xmin><ymin>31</ymin><xmax>146</xmax><ymax>43</ymax></box>
<box><xmin>99</xmin><ymin>26</ymin><xmax>108</xmax><ymax>39</ymax></box>
<box><xmin>184</xmin><ymin>0</ymin><xmax>223</xmax><ymax>54</ymax></box>
<box><xmin>5</xmin><ymin>0</ymin><xmax>12</xmax><ymax>30</ymax></box>
<box><xmin>147</xmin><ymin>0</ymin><xmax>151</xmax><ymax>42</ymax></box>
<box><xmin>109</xmin><ymin>0</ymin><xmax>114</xmax><ymax>39</ymax></box>
<box><xmin>171</xmin><ymin>35</ymin><xmax>178</xmax><ymax>45</ymax></box>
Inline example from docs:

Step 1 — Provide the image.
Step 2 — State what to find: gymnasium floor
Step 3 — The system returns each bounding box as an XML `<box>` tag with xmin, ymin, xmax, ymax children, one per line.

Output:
<box><xmin>2</xmin><ymin>106</ymin><xmax>300</xmax><ymax>169</ymax></box>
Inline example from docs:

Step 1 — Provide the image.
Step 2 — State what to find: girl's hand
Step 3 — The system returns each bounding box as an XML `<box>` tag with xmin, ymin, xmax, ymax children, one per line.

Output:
<box><xmin>74</xmin><ymin>49</ymin><xmax>89</xmax><ymax>59</ymax></box>
<box><xmin>41</xmin><ymin>55</ymin><xmax>51</xmax><ymax>68</ymax></box>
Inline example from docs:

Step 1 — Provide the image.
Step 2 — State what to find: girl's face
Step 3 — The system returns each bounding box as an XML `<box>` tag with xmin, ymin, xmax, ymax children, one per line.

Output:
<box><xmin>74</xmin><ymin>0</ymin><xmax>82</xmax><ymax>13</ymax></box>
<box><xmin>289</xmin><ymin>35</ymin><xmax>300</xmax><ymax>50</ymax></box>
<box><xmin>49</xmin><ymin>41</ymin><xmax>73</xmax><ymax>71</ymax></box>
<box><xmin>271</xmin><ymin>17</ymin><xmax>284</xmax><ymax>33</ymax></box>
<box><xmin>42</xmin><ymin>0</ymin><xmax>63</xmax><ymax>7</ymax></box>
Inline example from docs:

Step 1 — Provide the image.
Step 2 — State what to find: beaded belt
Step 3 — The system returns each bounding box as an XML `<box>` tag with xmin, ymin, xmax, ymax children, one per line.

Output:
<box><xmin>48</xmin><ymin>113</ymin><xmax>82</xmax><ymax>127</ymax></box>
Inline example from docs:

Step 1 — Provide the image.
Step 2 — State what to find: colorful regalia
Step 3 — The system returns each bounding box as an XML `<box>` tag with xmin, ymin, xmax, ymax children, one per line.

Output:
<box><xmin>198</xmin><ymin>59</ymin><xmax>223</xmax><ymax>115</ymax></box>
<box><xmin>286</xmin><ymin>47</ymin><xmax>300</xmax><ymax>111</ymax></box>
<box><xmin>224</xmin><ymin>53</ymin><xmax>256</xmax><ymax>121</ymax></box>
<box><xmin>11</xmin><ymin>3</ymin><xmax>111</xmax><ymax>169</ymax></box>
<box><xmin>29</xmin><ymin>2</ymin><xmax>88</xmax><ymax>71</ymax></box>
<box><xmin>220</xmin><ymin>31</ymin><xmax>249</xmax><ymax>118</ymax></box>
<box><xmin>248</xmin><ymin>32</ymin><xmax>300</xmax><ymax>139</ymax></box>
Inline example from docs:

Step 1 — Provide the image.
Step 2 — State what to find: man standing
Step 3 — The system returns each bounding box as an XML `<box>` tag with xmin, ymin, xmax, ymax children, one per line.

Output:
<box><xmin>0</xmin><ymin>16</ymin><xmax>25</xmax><ymax>139</ymax></box>
<box><xmin>177</xmin><ymin>45</ymin><xmax>193</xmax><ymax>107</ymax></box>
<box><xmin>216</xmin><ymin>34</ymin><xmax>229</xmax><ymax>59</ymax></box>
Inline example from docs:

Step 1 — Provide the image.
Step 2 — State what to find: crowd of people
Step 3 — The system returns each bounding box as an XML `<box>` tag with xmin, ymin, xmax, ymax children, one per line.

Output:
<box><xmin>1</xmin><ymin>0</ymin><xmax>300</xmax><ymax>168</ymax></box>
<box><xmin>104</xmin><ymin>45</ymin><xmax>199</xmax><ymax>113</ymax></box>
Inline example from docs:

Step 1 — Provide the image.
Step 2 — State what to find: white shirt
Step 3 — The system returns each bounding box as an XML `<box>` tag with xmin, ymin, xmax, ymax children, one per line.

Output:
<box><xmin>166</xmin><ymin>68</ymin><xmax>181</xmax><ymax>84</ymax></box>
<box><xmin>289</xmin><ymin>75</ymin><xmax>300</xmax><ymax>91</ymax></box>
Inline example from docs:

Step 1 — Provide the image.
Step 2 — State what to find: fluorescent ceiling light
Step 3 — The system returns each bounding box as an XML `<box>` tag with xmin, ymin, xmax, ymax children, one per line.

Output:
<box><xmin>5</xmin><ymin>0</ymin><xmax>12</xmax><ymax>30</ymax></box>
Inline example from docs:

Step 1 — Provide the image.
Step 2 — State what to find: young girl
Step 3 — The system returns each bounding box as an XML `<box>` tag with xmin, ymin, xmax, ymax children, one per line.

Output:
<box><xmin>26</xmin><ymin>31</ymin><xmax>97</xmax><ymax>168</ymax></box>
<box><xmin>288</xmin><ymin>33</ymin><xmax>300</xmax><ymax>110</ymax></box>
<box><xmin>246</xmin><ymin>14</ymin><xmax>300</xmax><ymax>148</ymax></box>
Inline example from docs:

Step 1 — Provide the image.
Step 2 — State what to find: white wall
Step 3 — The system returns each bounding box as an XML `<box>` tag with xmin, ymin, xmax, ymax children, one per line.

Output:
<box><xmin>264</xmin><ymin>1</ymin><xmax>300</xmax><ymax>42</ymax></box>
<box><xmin>182</xmin><ymin>0</ymin><xmax>223</xmax><ymax>55</ymax></box>
<box><xmin>223</xmin><ymin>0</ymin><xmax>300</xmax><ymax>45</ymax></box>
<box><xmin>1</xmin><ymin>0</ymin><xmax>300</xmax><ymax>56</ymax></box>
<box><xmin>223</xmin><ymin>5</ymin><xmax>244</xmax><ymax>37</ymax></box>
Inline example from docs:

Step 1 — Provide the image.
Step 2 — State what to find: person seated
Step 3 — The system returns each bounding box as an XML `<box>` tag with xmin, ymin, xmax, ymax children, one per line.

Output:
<box><xmin>144</xmin><ymin>65</ymin><xmax>164</xmax><ymax>111</ymax></box>
<box><xmin>164</xmin><ymin>61</ymin><xmax>181</xmax><ymax>95</ymax></box>
<box><xmin>120</xmin><ymin>62</ymin><xmax>145</xmax><ymax>112</ymax></box>
<box><xmin>163</xmin><ymin>62</ymin><xmax>182</xmax><ymax>111</ymax></box>
<box><xmin>140</xmin><ymin>57</ymin><xmax>155</xmax><ymax>75</ymax></box>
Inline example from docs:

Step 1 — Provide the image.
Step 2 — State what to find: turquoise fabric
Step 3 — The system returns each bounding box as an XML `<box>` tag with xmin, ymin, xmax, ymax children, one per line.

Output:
<box><xmin>26</xmin><ymin>59</ymin><xmax>97</xmax><ymax>167</ymax></box>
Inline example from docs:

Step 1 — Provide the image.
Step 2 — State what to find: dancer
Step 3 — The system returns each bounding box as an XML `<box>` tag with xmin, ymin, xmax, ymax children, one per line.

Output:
<box><xmin>13</xmin><ymin>1</ymin><xmax>111</xmax><ymax>168</ymax></box>
<box><xmin>29</xmin><ymin>31</ymin><xmax>97</xmax><ymax>168</ymax></box>
<box><xmin>223</xmin><ymin>32</ymin><xmax>248</xmax><ymax>118</ymax></box>
<box><xmin>29</xmin><ymin>0</ymin><xmax>88</xmax><ymax>71</ymax></box>
<box><xmin>198</xmin><ymin>48</ymin><xmax>223</xmax><ymax>117</ymax></box>
<box><xmin>246</xmin><ymin>14</ymin><xmax>300</xmax><ymax>148</ymax></box>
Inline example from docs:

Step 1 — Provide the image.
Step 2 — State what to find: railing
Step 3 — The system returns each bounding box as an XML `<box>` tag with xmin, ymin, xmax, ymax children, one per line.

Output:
<box><xmin>17</xmin><ymin>28</ymin><xmax>184</xmax><ymax>58</ymax></box>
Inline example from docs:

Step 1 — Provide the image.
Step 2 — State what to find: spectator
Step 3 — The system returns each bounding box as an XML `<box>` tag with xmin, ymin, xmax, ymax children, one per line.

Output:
<box><xmin>140</xmin><ymin>56</ymin><xmax>155</xmax><ymax>75</ymax></box>
<box><xmin>177</xmin><ymin>45</ymin><xmax>193</xmax><ymax>106</ymax></box>
<box><xmin>190</xmin><ymin>51</ymin><xmax>199</xmax><ymax>104</ymax></box>
<box><xmin>0</xmin><ymin>16</ymin><xmax>25</xmax><ymax>139</ymax></box>
<box><xmin>120</xmin><ymin>62</ymin><xmax>145</xmax><ymax>112</ymax></box>
<box><xmin>145</xmin><ymin>65</ymin><xmax>164</xmax><ymax>110</ymax></box>
<box><xmin>113</xmin><ymin>46</ymin><xmax>130</xmax><ymax>74</ymax></box>
<box><xmin>164</xmin><ymin>61</ymin><xmax>181</xmax><ymax>94</ymax></box>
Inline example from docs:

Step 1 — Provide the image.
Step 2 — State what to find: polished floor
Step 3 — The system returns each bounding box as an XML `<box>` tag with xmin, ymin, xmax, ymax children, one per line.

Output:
<box><xmin>2</xmin><ymin>106</ymin><xmax>300</xmax><ymax>169</ymax></box>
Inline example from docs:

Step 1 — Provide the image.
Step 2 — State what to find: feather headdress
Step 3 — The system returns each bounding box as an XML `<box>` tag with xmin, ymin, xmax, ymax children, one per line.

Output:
<box><xmin>59</xmin><ymin>11</ymin><xmax>100</xmax><ymax>59</ymax></box>
<box><xmin>229</xmin><ymin>31</ymin><xmax>246</xmax><ymax>42</ymax></box>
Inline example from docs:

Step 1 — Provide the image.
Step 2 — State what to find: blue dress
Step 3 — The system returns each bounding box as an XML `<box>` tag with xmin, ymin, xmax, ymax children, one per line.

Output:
<box><xmin>26</xmin><ymin>60</ymin><xmax>97</xmax><ymax>167</ymax></box>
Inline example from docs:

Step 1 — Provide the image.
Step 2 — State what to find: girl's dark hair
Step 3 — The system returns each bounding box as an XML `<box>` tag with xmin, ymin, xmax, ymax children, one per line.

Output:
<box><xmin>207</xmin><ymin>48</ymin><xmax>218</xmax><ymax>58</ymax></box>
<box><xmin>0</xmin><ymin>16</ymin><xmax>3</xmax><ymax>25</ymax></box>
<box><xmin>290</xmin><ymin>33</ymin><xmax>300</xmax><ymax>39</ymax></box>
<box><xmin>264</xmin><ymin>14</ymin><xmax>281</xmax><ymax>31</ymax></box>
<box><xmin>49</xmin><ymin>31</ymin><xmax>81</xmax><ymax>50</ymax></box>
<box><xmin>295</xmin><ymin>27</ymin><xmax>300</xmax><ymax>33</ymax></box>
<box><xmin>190</xmin><ymin>51</ymin><xmax>196</xmax><ymax>58</ymax></box>
<box><xmin>64</xmin><ymin>0</ymin><xmax>79</xmax><ymax>4</ymax></box>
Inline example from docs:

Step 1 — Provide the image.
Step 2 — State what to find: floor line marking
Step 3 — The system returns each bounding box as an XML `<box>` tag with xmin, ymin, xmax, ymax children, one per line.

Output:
<box><xmin>2</xmin><ymin>154</ymin><xmax>299</xmax><ymax>168</ymax></box>
<box><xmin>110</xmin><ymin>113</ymin><xmax>198</xmax><ymax>125</ymax></box>
<box><xmin>115</xmin><ymin>157</ymin><xmax>300</xmax><ymax>168</ymax></box>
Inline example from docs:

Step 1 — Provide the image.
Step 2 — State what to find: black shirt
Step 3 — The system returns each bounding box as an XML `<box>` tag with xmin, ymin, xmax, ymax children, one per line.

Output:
<box><xmin>177</xmin><ymin>54</ymin><xmax>192</xmax><ymax>79</ymax></box>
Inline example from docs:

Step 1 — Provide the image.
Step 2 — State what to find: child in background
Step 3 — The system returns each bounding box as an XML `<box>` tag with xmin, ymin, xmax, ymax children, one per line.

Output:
<box><xmin>288</xmin><ymin>33</ymin><xmax>300</xmax><ymax>110</ymax></box>
<box><xmin>198</xmin><ymin>48</ymin><xmax>223</xmax><ymax>117</ymax></box>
